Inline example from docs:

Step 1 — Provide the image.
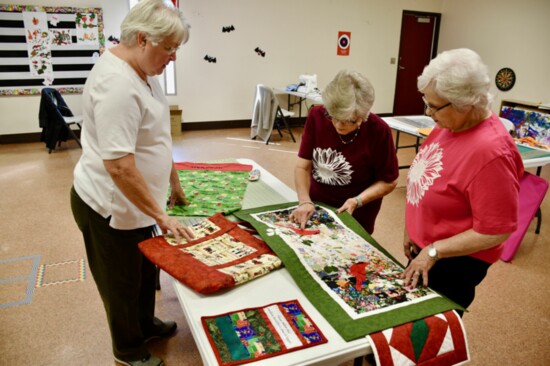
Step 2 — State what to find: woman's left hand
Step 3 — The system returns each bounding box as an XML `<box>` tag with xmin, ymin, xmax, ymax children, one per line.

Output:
<box><xmin>335</xmin><ymin>198</ymin><xmax>358</xmax><ymax>215</ymax></box>
<box><xmin>168</xmin><ymin>184</ymin><xmax>188</xmax><ymax>209</ymax></box>
<box><xmin>402</xmin><ymin>247</ymin><xmax>436</xmax><ymax>289</ymax></box>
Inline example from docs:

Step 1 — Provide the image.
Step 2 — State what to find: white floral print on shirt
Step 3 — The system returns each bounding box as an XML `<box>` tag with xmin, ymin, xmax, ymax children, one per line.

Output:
<box><xmin>407</xmin><ymin>142</ymin><xmax>443</xmax><ymax>206</ymax></box>
<box><xmin>312</xmin><ymin>147</ymin><xmax>353</xmax><ymax>185</ymax></box>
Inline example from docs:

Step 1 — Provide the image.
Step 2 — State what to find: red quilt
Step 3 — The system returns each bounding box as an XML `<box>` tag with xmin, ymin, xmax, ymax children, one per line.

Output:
<box><xmin>367</xmin><ymin>310</ymin><xmax>469</xmax><ymax>366</ymax></box>
<box><xmin>138</xmin><ymin>213</ymin><xmax>282</xmax><ymax>294</ymax></box>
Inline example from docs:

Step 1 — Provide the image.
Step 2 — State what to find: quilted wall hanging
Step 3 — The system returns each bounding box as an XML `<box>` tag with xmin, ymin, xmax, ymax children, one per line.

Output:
<box><xmin>138</xmin><ymin>213</ymin><xmax>282</xmax><ymax>294</ymax></box>
<box><xmin>167</xmin><ymin>162</ymin><xmax>252</xmax><ymax>217</ymax></box>
<box><xmin>234</xmin><ymin>202</ymin><xmax>461</xmax><ymax>341</ymax></box>
<box><xmin>202</xmin><ymin>300</ymin><xmax>328</xmax><ymax>366</ymax></box>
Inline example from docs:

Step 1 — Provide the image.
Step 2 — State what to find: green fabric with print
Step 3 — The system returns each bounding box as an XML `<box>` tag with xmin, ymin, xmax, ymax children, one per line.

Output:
<box><xmin>234</xmin><ymin>202</ymin><xmax>462</xmax><ymax>341</ymax></box>
<box><xmin>168</xmin><ymin>169</ymin><xmax>249</xmax><ymax>216</ymax></box>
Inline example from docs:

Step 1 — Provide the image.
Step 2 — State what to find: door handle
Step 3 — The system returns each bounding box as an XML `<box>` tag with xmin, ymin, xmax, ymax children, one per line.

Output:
<box><xmin>398</xmin><ymin>65</ymin><xmax>405</xmax><ymax>70</ymax></box>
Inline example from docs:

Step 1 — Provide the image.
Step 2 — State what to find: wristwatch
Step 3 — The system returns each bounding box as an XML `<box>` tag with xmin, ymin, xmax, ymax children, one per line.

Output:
<box><xmin>428</xmin><ymin>244</ymin><xmax>439</xmax><ymax>261</ymax></box>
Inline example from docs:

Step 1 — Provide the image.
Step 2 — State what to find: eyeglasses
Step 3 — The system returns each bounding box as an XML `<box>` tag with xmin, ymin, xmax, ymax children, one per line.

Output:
<box><xmin>160</xmin><ymin>42</ymin><xmax>180</xmax><ymax>55</ymax></box>
<box><xmin>148</xmin><ymin>39</ymin><xmax>181</xmax><ymax>55</ymax></box>
<box><xmin>324</xmin><ymin>110</ymin><xmax>361</xmax><ymax>126</ymax></box>
<box><xmin>422</xmin><ymin>96</ymin><xmax>451</xmax><ymax>115</ymax></box>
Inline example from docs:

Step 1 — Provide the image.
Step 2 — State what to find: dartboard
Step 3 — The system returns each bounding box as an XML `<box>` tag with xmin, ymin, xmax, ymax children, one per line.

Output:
<box><xmin>495</xmin><ymin>67</ymin><xmax>516</xmax><ymax>91</ymax></box>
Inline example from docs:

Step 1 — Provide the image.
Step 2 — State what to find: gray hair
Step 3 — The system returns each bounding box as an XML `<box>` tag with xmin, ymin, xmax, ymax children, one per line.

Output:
<box><xmin>322</xmin><ymin>70</ymin><xmax>375</xmax><ymax>121</ymax></box>
<box><xmin>417</xmin><ymin>48</ymin><xmax>492</xmax><ymax>114</ymax></box>
<box><xmin>120</xmin><ymin>0</ymin><xmax>190</xmax><ymax>46</ymax></box>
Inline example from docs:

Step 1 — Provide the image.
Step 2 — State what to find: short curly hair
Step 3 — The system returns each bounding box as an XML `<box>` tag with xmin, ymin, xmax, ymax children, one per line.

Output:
<box><xmin>322</xmin><ymin>70</ymin><xmax>375</xmax><ymax>122</ymax></box>
<box><xmin>120</xmin><ymin>0</ymin><xmax>190</xmax><ymax>46</ymax></box>
<box><xmin>417</xmin><ymin>48</ymin><xmax>492</xmax><ymax>114</ymax></box>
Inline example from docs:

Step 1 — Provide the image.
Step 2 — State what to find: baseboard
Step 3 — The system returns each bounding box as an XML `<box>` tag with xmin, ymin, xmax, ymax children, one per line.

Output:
<box><xmin>182</xmin><ymin>120</ymin><xmax>251</xmax><ymax>130</ymax></box>
<box><xmin>182</xmin><ymin>118</ymin><xmax>306</xmax><ymax>131</ymax></box>
<box><xmin>0</xmin><ymin>132</ymin><xmax>41</xmax><ymax>144</ymax></box>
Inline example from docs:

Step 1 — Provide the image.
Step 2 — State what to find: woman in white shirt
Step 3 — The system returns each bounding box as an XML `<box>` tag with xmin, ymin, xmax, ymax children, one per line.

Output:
<box><xmin>70</xmin><ymin>1</ymin><xmax>193</xmax><ymax>365</ymax></box>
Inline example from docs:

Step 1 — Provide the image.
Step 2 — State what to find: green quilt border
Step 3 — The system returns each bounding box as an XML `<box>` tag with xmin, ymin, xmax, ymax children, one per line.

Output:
<box><xmin>234</xmin><ymin>201</ymin><xmax>462</xmax><ymax>341</ymax></box>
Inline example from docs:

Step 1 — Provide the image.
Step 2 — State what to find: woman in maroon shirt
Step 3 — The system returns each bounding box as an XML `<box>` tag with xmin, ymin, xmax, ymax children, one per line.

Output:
<box><xmin>290</xmin><ymin>70</ymin><xmax>399</xmax><ymax>234</ymax></box>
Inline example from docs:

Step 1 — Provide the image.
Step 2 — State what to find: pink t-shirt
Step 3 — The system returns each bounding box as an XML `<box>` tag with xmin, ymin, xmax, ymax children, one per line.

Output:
<box><xmin>405</xmin><ymin>113</ymin><xmax>524</xmax><ymax>263</ymax></box>
<box><xmin>299</xmin><ymin>106</ymin><xmax>399</xmax><ymax>233</ymax></box>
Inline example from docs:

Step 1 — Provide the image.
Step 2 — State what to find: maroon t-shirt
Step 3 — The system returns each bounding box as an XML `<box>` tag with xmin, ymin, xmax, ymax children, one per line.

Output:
<box><xmin>298</xmin><ymin>105</ymin><xmax>399</xmax><ymax>233</ymax></box>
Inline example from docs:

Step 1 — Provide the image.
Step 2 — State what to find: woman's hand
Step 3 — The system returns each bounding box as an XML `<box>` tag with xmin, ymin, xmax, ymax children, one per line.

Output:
<box><xmin>289</xmin><ymin>202</ymin><xmax>316</xmax><ymax>229</ymax></box>
<box><xmin>335</xmin><ymin>197</ymin><xmax>359</xmax><ymax>215</ymax></box>
<box><xmin>402</xmin><ymin>246</ymin><xmax>436</xmax><ymax>289</ymax></box>
<box><xmin>157</xmin><ymin>213</ymin><xmax>194</xmax><ymax>243</ymax></box>
<box><xmin>168</xmin><ymin>183</ymin><xmax>188</xmax><ymax>209</ymax></box>
<box><xmin>402</xmin><ymin>231</ymin><xmax>419</xmax><ymax>262</ymax></box>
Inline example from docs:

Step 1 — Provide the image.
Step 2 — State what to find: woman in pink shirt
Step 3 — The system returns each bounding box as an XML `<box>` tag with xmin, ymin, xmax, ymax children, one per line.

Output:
<box><xmin>403</xmin><ymin>49</ymin><xmax>524</xmax><ymax>315</ymax></box>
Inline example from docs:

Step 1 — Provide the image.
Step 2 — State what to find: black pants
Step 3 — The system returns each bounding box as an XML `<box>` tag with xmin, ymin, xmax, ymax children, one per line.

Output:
<box><xmin>423</xmin><ymin>255</ymin><xmax>491</xmax><ymax>316</ymax></box>
<box><xmin>71</xmin><ymin>186</ymin><xmax>157</xmax><ymax>360</ymax></box>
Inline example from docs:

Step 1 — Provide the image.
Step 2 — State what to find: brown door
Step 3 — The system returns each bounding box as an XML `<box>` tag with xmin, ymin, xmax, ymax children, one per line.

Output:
<box><xmin>393</xmin><ymin>11</ymin><xmax>441</xmax><ymax>116</ymax></box>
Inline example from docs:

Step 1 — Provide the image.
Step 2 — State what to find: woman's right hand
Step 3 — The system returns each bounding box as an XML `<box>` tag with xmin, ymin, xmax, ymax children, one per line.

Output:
<box><xmin>403</xmin><ymin>230</ymin><xmax>419</xmax><ymax>261</ymax></box>
<box><xmin>157</xmin><ymin>214</ymin><xmax>195</xmax><ymax>243</ymax></box>
<box><xmin>289</xmin><ymin>202</ymin><xmax>316</xmax><ymax>229</ymax></box>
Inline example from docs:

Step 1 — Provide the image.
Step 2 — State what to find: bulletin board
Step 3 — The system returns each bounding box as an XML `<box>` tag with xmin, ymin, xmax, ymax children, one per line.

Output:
<box><xmin>0</xmin><ymin>4</ymin><xmax>105</xmax><ymax>96</ymax></box>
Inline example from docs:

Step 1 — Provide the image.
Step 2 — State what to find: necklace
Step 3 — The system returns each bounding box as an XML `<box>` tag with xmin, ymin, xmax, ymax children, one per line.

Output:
<box><xmin>338</xmin><ymin>127</ymin><xmax>360</xmax><ymax>145</ymax></box>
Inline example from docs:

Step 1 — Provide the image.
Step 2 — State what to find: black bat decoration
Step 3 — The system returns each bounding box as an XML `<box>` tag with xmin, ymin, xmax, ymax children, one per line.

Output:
<box><xmin>254</xmin><ymin>47</ymin><xmax>266</xmax><ymax>57</ymax></box>
<box><xmin>222</xmin><ymin>25</ymin><xmax>235</xmax><ymax>33</ymax></box>
<box><xmin>204</xmin><ymin>55</ymin><xmax>217</xmax><ymax>63</ymax></box>
<box><xmin>108</xmin><ymin>35</ymin><xmax>120</xmax><ymax>44</ymax></box>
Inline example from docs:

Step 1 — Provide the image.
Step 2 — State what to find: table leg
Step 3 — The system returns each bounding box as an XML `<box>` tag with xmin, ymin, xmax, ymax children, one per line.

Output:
<box><xmin>395</xmin><ymin>131</ymin><xmax>401</xmax><ymax>151</ymax></box>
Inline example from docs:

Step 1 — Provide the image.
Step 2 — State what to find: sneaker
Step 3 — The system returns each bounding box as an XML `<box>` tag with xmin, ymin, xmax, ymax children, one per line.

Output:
<box><xmin>114</xmin><ymin>354</ymin><xmax>164</xmax><ymax>366</ymax></box>
<box><xmin>144</xmin><ymin>317</ymin><xmax>177</xmax><ymax>343</ymax></box>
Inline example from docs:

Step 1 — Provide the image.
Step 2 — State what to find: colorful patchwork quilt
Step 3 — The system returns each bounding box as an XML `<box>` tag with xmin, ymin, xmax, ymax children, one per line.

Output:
<box><xmin>167</xmin><ymin>162</ymin><xmax>252</xmax><ymax>216</ymax></box>
<box><xmin>234</xmin><ymin>202</ymin><xmax>461</xmax><ymax>341</ymax></box>
<box><xmin>138</xmin><ymin>213</ymin><xmax>282</xmax><ymax>294</ymax></box>
<box><xmin>202</xmin><ymin>300</ymin><xmax>327</xmax><ymax>366</ymax></box>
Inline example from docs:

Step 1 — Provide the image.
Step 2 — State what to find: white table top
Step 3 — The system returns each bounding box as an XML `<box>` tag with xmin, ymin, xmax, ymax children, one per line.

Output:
<box><xmin>382</xmin><ymin>116</ymin><xmax>550</xmax><ymax>169</ymax></box>
<box><xmin>382</xmin><ymin>115</ymin><xmax>435</xmax><ymax>138</ymax></box>
<box><xmin>274</xmin><ymin>87</ymin><xmax>323</xmax><ymax>104</ymax></box>
<box><xmin>172</xmin><ymin>159</ymin><xmax>372</xmax><ymax>366</ymax></box>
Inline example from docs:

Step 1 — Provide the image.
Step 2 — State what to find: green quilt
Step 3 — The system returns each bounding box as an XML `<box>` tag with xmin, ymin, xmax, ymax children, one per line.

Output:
<box><xmin>234</xmin><ymin>202</ymin><xmax>461</xmax><ymax>341</ymax></box>
<box><xmin>167</xmin><ymin>162</ymin><xmax>252</xmax><ymax>217</ymax></box>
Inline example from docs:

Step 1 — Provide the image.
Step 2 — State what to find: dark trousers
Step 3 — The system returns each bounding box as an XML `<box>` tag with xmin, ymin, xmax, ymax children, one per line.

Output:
<box><xmin>425</xmin><ymin>255</ymin><xmax>491</xmax><ymax>316</ymax></box>
<box><xmin>71</xmin><ymin>186</ymin><xmax>157</xmax><ymax>360</ymax></box>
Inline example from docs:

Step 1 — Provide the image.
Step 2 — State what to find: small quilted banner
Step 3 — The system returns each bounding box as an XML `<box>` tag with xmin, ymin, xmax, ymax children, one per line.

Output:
<box><xmin>168</xmin><ymin>162</ymin><xmax>253</xmax><ymax>216</ymax></box>
<box><xmin>202</xmin><ymin>300</ymin><xmax>328</xmax><ymax>366</ymax></box>
<box><xmin>367</xmin><ymin>310</ymin><xmax>469</xmax><ymax>366</ymax></box>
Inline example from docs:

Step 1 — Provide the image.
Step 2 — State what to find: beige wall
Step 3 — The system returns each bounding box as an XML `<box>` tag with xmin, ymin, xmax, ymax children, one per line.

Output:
<box><xmin>174</xmin><ymin>0</ymin><xmax>442</xmax><ymax>123</ymax></box>
<box><xmin>1</xmin><ymin>0</ymin><xmax>548</xmax><ymax>135</ymax></box>
<box><xmin>438</xmin><ymin>0</ymin><xmax>550</xmax><ymax>111</ymax></box>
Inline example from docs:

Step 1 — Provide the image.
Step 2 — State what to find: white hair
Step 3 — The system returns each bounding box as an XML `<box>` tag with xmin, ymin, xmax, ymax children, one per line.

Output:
<box><xmin>120</xmin><ymin>0</ymin><xmax>190</xmax><ymax>46</ymax></box>
<box><xmin>417</xmin><ymin>48</ymin><xmax>493</xmax><ymax>114</ymax></box>
<box><xmin>322</xmin><ymin>70</ymin><xmax>375</xmax><ymax>121</ymax></box>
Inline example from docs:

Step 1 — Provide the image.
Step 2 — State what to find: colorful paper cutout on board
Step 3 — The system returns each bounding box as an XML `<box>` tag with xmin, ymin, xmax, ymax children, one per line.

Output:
<box><xmin>75</xmin><ymin>12</ymin><xmax>99</xmax><ymax>45</ymax></box>
<box><xmin>23</xmin><ymin>11</ymin><xmax>53</xmax><ymax>78</ymax></box>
